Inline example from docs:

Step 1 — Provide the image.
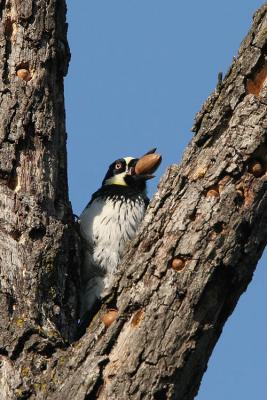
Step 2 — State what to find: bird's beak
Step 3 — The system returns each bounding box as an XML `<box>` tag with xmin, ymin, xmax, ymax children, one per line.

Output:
<box><xmin>126</xmin><ymin>166</ymin><xmax>135</xmax><ymax>176</ymax></box>
<box><xmin>133</xmin><ymin>148</ymin><xmax>162</xmax><ymax>180</ymax></box>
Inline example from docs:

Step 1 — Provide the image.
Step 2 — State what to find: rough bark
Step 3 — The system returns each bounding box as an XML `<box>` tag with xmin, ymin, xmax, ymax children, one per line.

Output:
<box><xmin>1</xmin><ymin>2</ymin><xmax>267</xmax><ymax>400</ymax></box>
<box><xmin>0</xmin><ymin>1</ymin><xmax>79</xmax><ymax>397</ymax></box>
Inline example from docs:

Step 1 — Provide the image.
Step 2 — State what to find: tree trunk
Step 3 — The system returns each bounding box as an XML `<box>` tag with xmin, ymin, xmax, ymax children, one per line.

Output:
<box><xmin>1</xmin><ymin>2</ymin><xmax>267</xmax><ymax>400</ymax></box>
<box><xmin>0</xmin><ymin>0</ymin><xmax>79</xmax><ymax>396</ymax></box>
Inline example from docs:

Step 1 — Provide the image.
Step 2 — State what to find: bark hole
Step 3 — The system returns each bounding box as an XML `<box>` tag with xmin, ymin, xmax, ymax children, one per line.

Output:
<box><xmin>3</xmin><ymin>27</ymin><xmax>12</xmax><ymax>84</ymax></box>
<box><xmin>10</xmin><ymin>229</ymin><xmax>22</xmax><ymax>241</ymax></box>
<box><xmin>0</xmin><ymin>348</ymin><xmax>9</xmax><ymax>356</ymax></box>
<box><xmin>153</xmin><ymin>388</ymin><xmax>168</xmax><ymax>400</ymax></box>
<box><xmin>246</xmin><ymin>61</ymin><xmax>267</xmax><ymax>97</ymax></box>
<box><xmin>101</xmin><ymin>309</ymin><xmax>118</xmax><ymax>328</ymax></box>
<box><xmin>4</xmin><ymin>17</ymin><xmax>13</xmax><ymax>37</ymax></box>
<box><xmin>7</xmin><ymin>173</ymin><xmax>18</xmax><ymax>190</ymax></box>
<box><xmin>236</xmin><ymin>221</ymin><xmax>252</xmax><ymax>249</ymax></box>
<box><xmin>130</xmin><ymin>309</ymin><xmax>144</xmax><ymax>327</ymax></box>
<box><xmin>205</xmin><ymin>186</ymin><xmax>220</xmax><ymax>198</ymax></box>
<box><xmin>6</xmin><ymin>293</ymin><xmax>16</xmax><ymax>316</ymax></box>
<box><xmin>213</xmin><ymin>222</ymin><xmax>224</xmax><ymax>234</ymax></box>
<box><xmin>29</xmin><ymin>225</ymin><xmax>46</xmax><ymax>241</ymax></box>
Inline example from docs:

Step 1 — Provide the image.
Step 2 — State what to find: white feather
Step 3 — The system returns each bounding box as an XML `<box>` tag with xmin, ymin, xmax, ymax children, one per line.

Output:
<box><xmin>79</xmin><ymin>195</ymin><xmax>146</xmax><ymax>316</ymax></box>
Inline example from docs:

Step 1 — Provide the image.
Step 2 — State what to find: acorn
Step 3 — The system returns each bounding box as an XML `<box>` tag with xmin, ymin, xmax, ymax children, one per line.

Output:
<box><xmin>16</xmin><ymin>68</ymin><xmax>32</xmax><ymax>82</ymax></box>
<box><xmin>101</xmin><ymin>309</ymin><xmax>118</xmax><ymax>328</ymax></box>
<box><xmin>206</xmin><ymin>188</ymin><xmax>220</xmax><ymax>198</ymax></box>
<box><xmin>135</xmin><ymin>153</ymin><xmax>162</xmax><ymax>176</ymax></box>
<box><xmin>248</xmin><ymin>160</ymin><xmax>264</xmax><ymax>177</ymax></box>
<box><xmin>171</xmin><ymin>258</ymin><xmax>185</xmax><ymax>272</ymax></box>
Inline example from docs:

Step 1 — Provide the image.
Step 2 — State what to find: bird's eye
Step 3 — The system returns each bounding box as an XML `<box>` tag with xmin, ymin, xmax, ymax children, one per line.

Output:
<box><xmin>115</xmin><ymin>163</ymin><xmax>122</xmax><ymax>170</ymax></box>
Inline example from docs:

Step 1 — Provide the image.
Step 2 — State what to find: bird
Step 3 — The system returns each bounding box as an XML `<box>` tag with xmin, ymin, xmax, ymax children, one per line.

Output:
<box><xmin>78</xmin><ymin>149</ymin><xmax>161</xmax><ymax>324</ymax></box>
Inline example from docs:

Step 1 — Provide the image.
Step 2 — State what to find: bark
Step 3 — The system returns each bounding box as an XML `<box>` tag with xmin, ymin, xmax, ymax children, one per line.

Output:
<box><xmin>1</xmin><ymin>2</ymin><xmax>267</xmax><ymax>400</ymax></box>
<box><xmin>0</xmin><ymin>0</ymin><xmax>79</xmax><ymax>396</ymax></box>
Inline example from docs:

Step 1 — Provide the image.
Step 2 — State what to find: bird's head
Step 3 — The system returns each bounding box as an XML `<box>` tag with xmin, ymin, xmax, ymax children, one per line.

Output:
<box><xmin>102</xmin><ymin>148</ymin><xmax>162</xmax><ymax>192</ymax></box>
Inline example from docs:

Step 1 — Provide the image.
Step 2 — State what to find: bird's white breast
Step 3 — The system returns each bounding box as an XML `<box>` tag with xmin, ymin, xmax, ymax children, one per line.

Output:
<box><xmin>80</xmin><ymin>196</ymin><xmax>146</xmax><ymax>281</ymax></box>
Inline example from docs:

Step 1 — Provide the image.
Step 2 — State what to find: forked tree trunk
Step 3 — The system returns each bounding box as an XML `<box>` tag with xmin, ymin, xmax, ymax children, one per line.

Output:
<box><xmin>1</xmin><ymin>2</ymin><xmax>267</xmax><ymax>400</ymax></box>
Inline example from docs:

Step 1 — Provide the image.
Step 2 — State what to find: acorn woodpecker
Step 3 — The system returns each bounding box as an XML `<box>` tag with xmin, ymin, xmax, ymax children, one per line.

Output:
<box><xmin>79</xmin><ymin>149</ymin><xmax>161</xmax><ymax>321</ymax></box>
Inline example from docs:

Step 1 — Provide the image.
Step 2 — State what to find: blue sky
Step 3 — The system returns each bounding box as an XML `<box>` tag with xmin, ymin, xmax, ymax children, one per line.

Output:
<box><xmin>65</xmin><ymin>2</ymin><xmax>267</xmax><ymax>398</ymax></box>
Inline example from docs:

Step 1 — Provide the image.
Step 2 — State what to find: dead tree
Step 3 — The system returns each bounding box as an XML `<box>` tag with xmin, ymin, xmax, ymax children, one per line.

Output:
<box><xmin>0</xmin><ymin>1</ymin><xmax>267</xmax><ymax>399</ymax></box>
